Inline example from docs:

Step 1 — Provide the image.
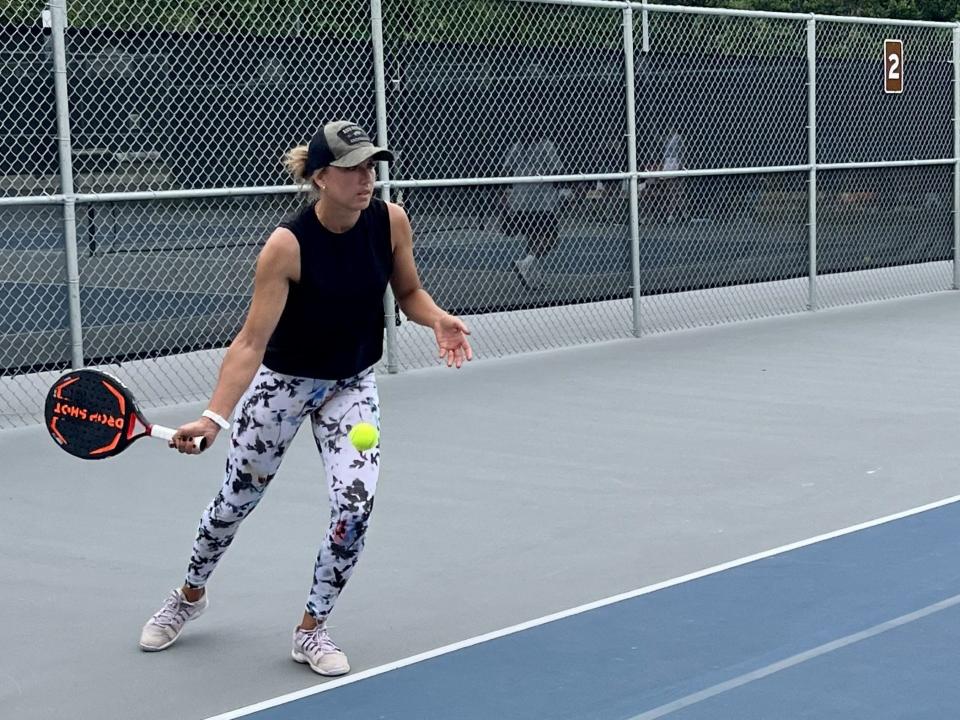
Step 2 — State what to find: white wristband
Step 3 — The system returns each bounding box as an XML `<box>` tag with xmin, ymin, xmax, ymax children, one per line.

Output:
<box><xmin>202</xmin><ymin>409</ymin><xmax>230</xmax><ymax>430</ymax></box>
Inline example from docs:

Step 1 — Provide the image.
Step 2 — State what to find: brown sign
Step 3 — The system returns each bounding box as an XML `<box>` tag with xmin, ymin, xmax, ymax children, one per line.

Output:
<box><xmin>884</xmin><ymin>39</ymin><xmax>903</xmax><ymax>94</ymax></box>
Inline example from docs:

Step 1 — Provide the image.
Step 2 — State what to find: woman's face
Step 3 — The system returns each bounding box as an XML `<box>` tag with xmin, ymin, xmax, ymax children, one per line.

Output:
<box><xmin>317</xmin><ymin>160</ymin><xmax>377</xmax><ymax>211</ymax></box>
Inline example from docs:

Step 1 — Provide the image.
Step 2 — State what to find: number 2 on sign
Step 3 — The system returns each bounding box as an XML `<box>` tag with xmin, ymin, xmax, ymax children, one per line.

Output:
<box><xmin>884</xmin><ymin>39</ymin><xmax>903</xmax><ymax>94</ymax></box>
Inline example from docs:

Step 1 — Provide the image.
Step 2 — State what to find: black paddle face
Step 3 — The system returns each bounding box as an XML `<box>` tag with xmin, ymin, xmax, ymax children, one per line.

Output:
<box><xmin>45</xmin><ymin>369</ymin><xmax>141</xmax><ymax>460</ymax></box>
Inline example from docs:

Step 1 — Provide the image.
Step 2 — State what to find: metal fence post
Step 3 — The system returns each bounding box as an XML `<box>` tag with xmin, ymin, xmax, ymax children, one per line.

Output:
<box><xmin>953</xmin><ymin>25</ymin><xmax>960</xmax><ymax>290</ymax></box>
<box><xmin>641</xmin><ymin>0</ymin><xmax>650</xmax><ymax>53</ymax></box>
<box><xmin>370</xmin><ymin>0</ymin><xmax>399</xmax><ymax>373</ymax></box>
<box><xmin>806</xmin><ymin>15</ymin><xmax>818</xmax><ymax>310</ymax></box>
<box><xmin>49</xmin><ymin>0</ymin><xmax>84</xmax><ymax>368</ymax></box>
<box><xmin>623</xmin><ymin>5</ymin><xmax>642</xmax><ymax>337</ymax></box>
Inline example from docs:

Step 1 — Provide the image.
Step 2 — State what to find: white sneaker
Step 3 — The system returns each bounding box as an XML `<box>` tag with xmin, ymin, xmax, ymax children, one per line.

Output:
<box><xmin>139</xmin><ymin>588</ymin><xmax>208</xmax><ymax>652</ymax></box>
<box><xmin>292</xmin><ymin>625</ymin><xmax>350</xmax><ymax>676</ymax></box>
<box><xmin>513</xmin><ymin>255</ymin><xmax>541</xmax><ymax>289</ymax></box>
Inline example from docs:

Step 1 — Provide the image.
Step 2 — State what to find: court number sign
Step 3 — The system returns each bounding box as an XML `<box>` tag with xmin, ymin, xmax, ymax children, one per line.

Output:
<box><xmin>884</xmin><ymin>39</ymin><xmax>903</xmax><ymax>94</ymax></box>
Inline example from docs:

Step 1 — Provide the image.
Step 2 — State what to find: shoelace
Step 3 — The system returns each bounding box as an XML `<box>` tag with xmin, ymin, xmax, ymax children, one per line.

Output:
<box><xmin>300</xmin><ymin>626</ymin><xmax>341</xmax><ymax>655</ymax></box>
<box><xmin>151</xmin><ymin>593</ymin><xmax>193</xmax><ymax>629</ymax></box>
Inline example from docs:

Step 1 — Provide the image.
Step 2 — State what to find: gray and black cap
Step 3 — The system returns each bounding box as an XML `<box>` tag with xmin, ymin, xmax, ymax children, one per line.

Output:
<box><xmin>304</xmin><ymin>120</ymin><xmax>394</xmax><ymax>174</ymax></box>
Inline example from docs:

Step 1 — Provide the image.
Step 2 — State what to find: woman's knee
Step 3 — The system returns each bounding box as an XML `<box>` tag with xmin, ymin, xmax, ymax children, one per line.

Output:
<box><xmin>330</xmin><ymin>502</ymin><xmax>375</xmax><ymax>548</ymax></box>
<box><xmin>206</xmin><ymin>491</ymin><xmax>256</xmax><ymax>526</ymax></box>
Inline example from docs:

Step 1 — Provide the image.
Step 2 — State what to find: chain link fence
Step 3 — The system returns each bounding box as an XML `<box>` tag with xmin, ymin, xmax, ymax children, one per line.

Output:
<box><xmin>2</xmin><ymin>0</ymin><xmax>958</xmax><ymax>428</ymax></box>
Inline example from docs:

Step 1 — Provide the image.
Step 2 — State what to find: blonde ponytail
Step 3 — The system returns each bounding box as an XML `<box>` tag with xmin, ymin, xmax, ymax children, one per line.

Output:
<box><xmin>282</xmin><ymin>145</ymin><xmax>311</xmax><ymax>184</ymax></box>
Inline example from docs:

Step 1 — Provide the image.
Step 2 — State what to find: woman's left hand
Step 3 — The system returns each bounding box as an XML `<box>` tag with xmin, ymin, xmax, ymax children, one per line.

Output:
<box><xmin>433</xmin><ymin>314</ymin><xmax>473</xmax><ymax>369</ymax></box>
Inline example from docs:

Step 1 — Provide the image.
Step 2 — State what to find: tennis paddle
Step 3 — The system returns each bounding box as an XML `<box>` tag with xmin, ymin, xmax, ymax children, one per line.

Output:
<box><xmin>44</xmin><ymin>368</ymin><xmax>206</xmax><ymax>460</ymax></box>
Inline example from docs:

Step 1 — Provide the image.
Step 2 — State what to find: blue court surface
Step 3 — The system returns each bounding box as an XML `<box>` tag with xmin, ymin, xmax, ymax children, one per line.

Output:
<box><xmin>210</xmin><ymin>498</ymin><xmax>960</xmax><ymax>720</ymax></box>
<box><xmin>0</xmin><ymin>281</ymin><xmax>248</xmax><ymax>334</ymax></box>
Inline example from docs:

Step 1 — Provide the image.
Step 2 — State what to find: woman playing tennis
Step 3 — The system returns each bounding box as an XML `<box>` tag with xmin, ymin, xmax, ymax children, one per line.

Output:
<box><xmin>137</xmin><ymin>121</ymin><xmax>473</xmax><ymax>676</ymax></box>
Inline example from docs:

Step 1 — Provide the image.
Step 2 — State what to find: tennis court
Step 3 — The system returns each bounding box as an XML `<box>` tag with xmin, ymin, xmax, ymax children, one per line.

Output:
<box><xmin>0</xmin><ymin>279</ymin><xmax>250</xmax><ymax>375</ymax></box>
<box><xmin>3</xmin><ymin>192</ymin><xmax>947</xmax><ymax>374</ymax></box>
<box><xmin>0</xmin><ymin>281</ymin><xmax>247</xmax><ymax>334</ymax></box>
<box><xmin>209</xmin><ymin>498</ymin><xmax>960</xmax><ymax>720</ymax></box>
<box><xmin>4</xmin><ymin>0</ymin><xmax>960</xmax><ymax>718</ymax></box>
<box><xmin>3</xmin><ymin>290</ymin><xmax>960</xmax><ymax>720</ymax></box>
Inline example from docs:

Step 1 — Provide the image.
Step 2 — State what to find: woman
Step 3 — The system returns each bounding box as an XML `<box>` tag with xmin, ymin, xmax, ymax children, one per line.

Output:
<box><xmin>138</xmin><ymin>121</ymin><xmax>473</xmax><ymax>677</ymax></box>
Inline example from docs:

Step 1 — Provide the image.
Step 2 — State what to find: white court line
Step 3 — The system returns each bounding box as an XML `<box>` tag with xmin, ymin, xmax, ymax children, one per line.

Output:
<box><xmin>627</xmin><ymin>592</ymin><xmax>960</xmax><ymax>719</ymax></box>
<box><xmin>203</xmin><ymin>493</ymin><xmax>960</xmax><ymax>720</ymax></box>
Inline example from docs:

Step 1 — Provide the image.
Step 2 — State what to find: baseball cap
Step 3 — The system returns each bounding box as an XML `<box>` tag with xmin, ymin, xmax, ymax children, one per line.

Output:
<box><xmin>304</xmin><ymin>120</ymin><xmax>394</xmax><ymax>174</ymax></box>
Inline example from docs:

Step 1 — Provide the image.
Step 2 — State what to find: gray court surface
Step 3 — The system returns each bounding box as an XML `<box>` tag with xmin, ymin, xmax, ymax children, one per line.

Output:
<box><xmin>3</xmin><ymin>290</ymin><xmax>960</xmax><ymax>720</ymax></box>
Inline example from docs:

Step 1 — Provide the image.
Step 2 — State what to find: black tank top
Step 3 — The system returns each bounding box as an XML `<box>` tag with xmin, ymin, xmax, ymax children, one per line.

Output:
<box><xmin>262</xmin><ymin>198</ymin><xmax>393</xmax><ymax>380</ymax></box>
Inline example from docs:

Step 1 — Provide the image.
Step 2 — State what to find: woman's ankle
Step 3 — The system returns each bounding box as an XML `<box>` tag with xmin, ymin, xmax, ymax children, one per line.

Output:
<box><xmin>181</xmin><ymin>585</ymin><xmax>204</xmax><ymax>603</ymax></box>
<box><xmin>298</xmin><ymin>612</ymin><xmax>319</xmax><ymax>631</ymax></box>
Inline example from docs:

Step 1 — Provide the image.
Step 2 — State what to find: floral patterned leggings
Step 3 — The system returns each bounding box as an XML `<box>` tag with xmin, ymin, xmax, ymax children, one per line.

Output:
<box><xmin>184</xmin><ymin>365</ymin><xmax>380</xmax><ymax>622</ymax></box>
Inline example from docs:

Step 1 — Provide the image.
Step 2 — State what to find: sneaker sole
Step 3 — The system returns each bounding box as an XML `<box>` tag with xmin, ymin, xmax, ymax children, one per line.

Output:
<box><xmin>291</xmin><ymin>649</ymin><xmax>350</xmax><ymax>677</ymax></box>
<box><xmin>139</xmin><ymin>602</ymin><xmax>207</xmax><ymax>652</ymax></box>
<box><xmin>139</xmin><ymin>632</ymin><xmax>181</xmax><ymax>652</ymax></box>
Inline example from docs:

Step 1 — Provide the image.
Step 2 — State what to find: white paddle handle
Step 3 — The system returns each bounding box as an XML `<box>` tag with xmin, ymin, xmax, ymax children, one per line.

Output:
<box><xmin>150</xmin><ymin>424</ymin><xmax>205</xmax><ymax>451</ymax></box>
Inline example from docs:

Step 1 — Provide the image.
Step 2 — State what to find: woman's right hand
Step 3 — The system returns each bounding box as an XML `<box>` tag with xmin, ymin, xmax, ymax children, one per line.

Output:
<box><xmin>170</xmin><ymin>417</ymin><xmax>220</xmax><ymax>455</ymax></box>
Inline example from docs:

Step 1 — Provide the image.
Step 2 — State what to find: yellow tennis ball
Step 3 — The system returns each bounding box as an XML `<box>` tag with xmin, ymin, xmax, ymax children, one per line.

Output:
<box><xmin>348</xmin><ymin>422</ymin><xmax>379</xmax><ymax>451</ymax></box>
